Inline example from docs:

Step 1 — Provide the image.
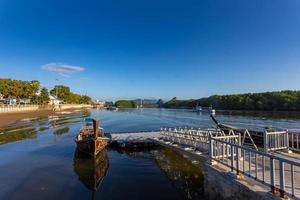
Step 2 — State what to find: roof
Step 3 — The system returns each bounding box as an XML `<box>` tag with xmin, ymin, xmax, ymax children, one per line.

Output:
<box><xmin>49</xmin><ymin>95</ymin><xmax>61</xmax><ymax>101</ymax></box>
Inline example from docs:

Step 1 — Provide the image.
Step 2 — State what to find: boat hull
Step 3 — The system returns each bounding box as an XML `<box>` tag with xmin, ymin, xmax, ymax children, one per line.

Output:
<box><xmin>76</xmin><ymin>138</ymin><xmax>108</xmax><ymax>157</ymax></box>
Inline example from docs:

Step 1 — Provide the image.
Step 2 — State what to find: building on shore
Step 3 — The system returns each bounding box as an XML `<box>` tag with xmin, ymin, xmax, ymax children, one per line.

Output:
<box><xmin>93</xmin><ymin>100</ymin><xmax>105</xmax><ymax>108</ymax></box>
<box><xmin>49</xmin><ymin>95</ymin><xmax>62</xmax><ymax>105</ymax></box>
<box><xmin>0</xmin><ymin>94</ymin><xmax>31</xmax><ymax>105</ymax></box>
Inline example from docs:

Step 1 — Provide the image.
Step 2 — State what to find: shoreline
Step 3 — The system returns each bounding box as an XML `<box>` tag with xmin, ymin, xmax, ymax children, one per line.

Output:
<box><xmin>0</xmin><ymin>107</ymin><xmax>91</xmax><ymax>128</ymax></box>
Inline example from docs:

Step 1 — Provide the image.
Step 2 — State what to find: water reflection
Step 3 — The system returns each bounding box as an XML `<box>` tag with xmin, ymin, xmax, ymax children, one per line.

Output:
<box><xmin>0</xmin><ymin>128</ymin><xmax>37</xmax><ymax>144</ymax></box>
<box><xmin>154</xmin><ymin>148</ymin><xmax>205</xmax><ymax>200</ymax></box>
<box><xmin>219</xmin><ymin>110</ymin><xmax>300</xmax><ymax>119</ymax></box>
<box><xmin>0</xmin><ymin>110</ymin><xmax>91</xmax><ymax>145</ymax></box>
<box><xmin>111</xmin><ymin>147</ymin><xmax>206</xmax><ymax>200</ymax></box>
<box><xmin>53</xmin><ymin>127</ymin><xmax>70</xmax><ymax>135</ymax></box>
<box><xmin>73</xmin><ymin>150</ymin><xmax>109</xmax><ymax>199</ymax></box>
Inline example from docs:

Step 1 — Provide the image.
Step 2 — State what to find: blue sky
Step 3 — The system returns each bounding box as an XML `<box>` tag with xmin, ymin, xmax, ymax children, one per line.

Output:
<box><xmin>0</xmin><ymin>0</ymin><xmax>300</xmax><ymax>101</ymax></box>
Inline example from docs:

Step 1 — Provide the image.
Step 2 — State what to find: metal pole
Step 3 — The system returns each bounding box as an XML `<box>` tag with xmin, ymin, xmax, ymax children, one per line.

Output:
<box><xmin>270</xmin><ymin>158</ymin><xmax>275</xmax><ymax>194</ymax></box>
<box><xmin>231</xmin><ymin>145</ymin><xmax>234</xmax><ymax>171</ymax></box>
<box><xmin>279</xmin><ymin>160</ymin><xmax>285</xmax><ymax>198</ymax></box>
<box><xmin>236</xmin><ymin>146</ymin><xmax>240</xmax><ymax>175</ymax></box>
<box><xmin>264</xmin><ymin>131</ymin><xmax>268</xmax><ymax>153</ymax></box>
<box><xmin>209</xmin><ymin>135</ymin><xmax>214</xmax><ymax>164</ymax></box>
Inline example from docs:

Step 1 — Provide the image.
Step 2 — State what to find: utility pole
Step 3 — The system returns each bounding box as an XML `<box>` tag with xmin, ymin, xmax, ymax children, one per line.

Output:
<box><xmin>55</xmin><ymin>79</ymin><xmax>59</xmax><ymax>98</ymax></box>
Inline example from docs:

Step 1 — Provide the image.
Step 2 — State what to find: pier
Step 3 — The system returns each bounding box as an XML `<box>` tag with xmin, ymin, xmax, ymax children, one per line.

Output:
<box><xmin>106</xmin><ymin>131</ymin><xmax>160</xmax><ymax>148</ymax></box>
<box><xmin>108</xmin><ymin>127</ymin><xmax>300</xmax><ymax>199</ymax></box>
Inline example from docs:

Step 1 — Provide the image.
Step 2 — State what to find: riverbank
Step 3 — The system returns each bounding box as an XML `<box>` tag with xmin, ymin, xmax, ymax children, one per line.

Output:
<box><xmin>0</xmin><ymin>106</ymin><xmax>91</xmax><ymax>128</ymax></box>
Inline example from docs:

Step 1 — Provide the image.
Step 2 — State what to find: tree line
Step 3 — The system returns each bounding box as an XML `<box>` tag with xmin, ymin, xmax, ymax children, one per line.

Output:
<box><xmin>0</xmin><ymin>78</ymin><xmax>92</xmax><ymax>105</ymax></box>
<box><xmin>115</xmin><ymin>100</ymin><xmax>137</xmax><ymax>108</ymax></box>
<box><xmin>50</xmin><ymin>85</ymin><xmax>91</xmax><ymax>104</ymax></box>
<box><xmin>163</xmin><ymin>90</ymin><xmax>300</xmax><ymax>111</ymax></box>
<box><xmin>114</xmin><ymin>99</ymin><xmax>163</xmax><ymax>108</ymax></box>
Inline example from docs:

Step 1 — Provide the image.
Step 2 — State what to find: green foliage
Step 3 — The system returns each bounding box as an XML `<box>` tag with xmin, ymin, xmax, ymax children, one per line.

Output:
<box><xmin>0</xmin><ymin>78</ymin><xmax>92</xmax><ymax>105</ymax></box>
<box><xmin>50</xmin><ymin>85</ymin><xmax>92</xmax><ymax>104</ymax></box>
<box><xmin>142</xmin><ymin>104</ymin><xmax>159</xmax><ymax>108</ymax></box>
<box><xmin>50</xmin><ymin>85</ymin><xmax>71</xmax><ymax>101</ymax></box>
<box><xmin>81</xmin><ymin>95</ymin><xmax>92</xmax><ymax>104</ymax></box>
<box><xmin>164</xmin><ymin>97</ymin><xmax>197</xmax><ymax>108</ymax></box>
<box><xmin>157</xmin><ymin>99</ymin><xmax>164</xmax><ymax>107</ymax></box>
<box><xmin>164</xmin><ymin>90</ymin><xmax>300</xmax><ymax>111</ymax></box>
<box><xmin>115</xmin><ymin>100</ymin><xmax>137</xmax><ymax>108</ymax></box>
<box><xmin>0</xmin><ymin>78</ymin><xmax>40</xmax><ymax>99</ymax></box>
<box><xmin>39</xmin><ymin>87</ymin><xmax>50</xmax><ymax>104</ymax></box>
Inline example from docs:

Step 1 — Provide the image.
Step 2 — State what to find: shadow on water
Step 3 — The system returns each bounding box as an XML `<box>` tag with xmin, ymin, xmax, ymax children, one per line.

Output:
<box><xmin>111</xmin><ymin>146</ymin><xmax>207</xmax><ymax>200</ymax></box>
<box><xmin>73</xmin><ymin>149</ymin><xmax>109</xmax><ymax>200</ymax></box>
<box><xmin>154</xmin><ymin>148</ymin><xmax>205</xmax><ymax>200</ymax></box>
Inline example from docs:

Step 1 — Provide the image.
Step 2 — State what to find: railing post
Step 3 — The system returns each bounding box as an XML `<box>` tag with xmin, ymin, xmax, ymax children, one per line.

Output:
<box><xmin>291</xmin><ymin>165</ymin><xmax>295</xmax><ymax>197</ymax></box>
<box><xmin>285</xmin><ymin>129</ymin><xmax>290</xmax><ymax>152</ymax></box>
<box><xmin>270</xmin><ymin>158</ymin><xmax>276</xmax><ymax>195</ymax></box>
<box><xmin>230</xmin><ymin>145</ymin><xmax>234</xmax><ymax>171</ymax></box>
<box><xmin>209</xmin><ymin>135</ymin><xmax>215</xmax><ymax>165</ymax></box>
<box><xmin>279</xmin><ymin>160</ymin><xmax>285</xmax><ymax>198</ymax></box>
<box><xmin>264</xmin><ymin>131</ymin><xmax>268</xmax><ymax>153</ymax></box>
<box><xmin>236</xmin><ymin>145</ymin><xmax>240</xmax><ymax>175</ymax></box>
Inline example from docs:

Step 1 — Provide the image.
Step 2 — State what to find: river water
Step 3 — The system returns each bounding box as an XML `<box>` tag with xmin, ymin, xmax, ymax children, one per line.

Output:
<box><xmin>0</xmin><ymin>108</ymin><xmax>300</xmax><ymax>200</ymax></box>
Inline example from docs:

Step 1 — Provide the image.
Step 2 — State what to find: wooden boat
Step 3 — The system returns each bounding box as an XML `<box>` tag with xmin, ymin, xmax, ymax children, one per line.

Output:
<box><xmin>75</xmin><ymin>118</ymin><xmax>109</xmax><ymax>157</ymax></box>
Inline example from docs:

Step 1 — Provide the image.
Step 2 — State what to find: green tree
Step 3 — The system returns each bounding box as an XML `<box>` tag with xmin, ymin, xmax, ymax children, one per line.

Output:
<box><xmin>81</xmin><ymin>95</ymin><xmax>92</xmax><ymax>104</ymax></box>
<box><xmin>0</xmin><ymin>79</ymin><xmax>10</xmax><ymax>97</ymax></box>
<box><xmin>39</xmin><ymin>88</ymin><xmax>50</xmax><ymax>104</ymax></box>
<box><xmin>157</xmin><ymin>99</ymin><xmax>164</xmax><ymax>107</ymax></box>
<box><xmin>50</xmin><ymin>85</ymin><xmax>71</xmax><ymax>101</ymax></box>
<box><xmin>115</xmin><ymin>100</ymin><xmax>137</xmax><ymax>108</ymax></box>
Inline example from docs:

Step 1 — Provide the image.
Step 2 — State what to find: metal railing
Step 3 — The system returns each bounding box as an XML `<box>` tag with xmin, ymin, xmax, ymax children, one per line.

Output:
<box><xmin>160</xmin><ymin>127</ymin><xmax>240</xmax><ymax>151</ymax></box>
<box><xmin>264</xmin><ymin>131</ymin><xmax>289</xmax><ymax>152</ymax></box>
<box><xmin>160</xmin><ymin>127</ymin><xmax>300</xmax><ymax>198</ymax></box>
<box><xmin>288</xmin><ymin>129</ymin><xmax>300</xmax><ymax>151</ymax></box>
<box><xmin>210</xmin><ymin>136</ymin><xmax>300</xmax><ymax>198</ymax></box>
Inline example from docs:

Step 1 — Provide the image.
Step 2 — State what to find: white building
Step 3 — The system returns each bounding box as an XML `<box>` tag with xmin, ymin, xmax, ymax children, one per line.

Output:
<box><xmin>94</xmin><ymin>100</ymin><xmax>105</xmax><ymax>107</ymax></box>
<box><xmin>49</xmin><ymin>95</ymin><xmax>62</xmax><ymax>105</ymax></box>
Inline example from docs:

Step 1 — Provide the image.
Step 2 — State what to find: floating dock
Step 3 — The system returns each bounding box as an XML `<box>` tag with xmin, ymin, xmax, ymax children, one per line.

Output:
<box><xmin>105</xmin><ymin>131</ymin><xmax>160</xmax><ymax>148</ymax></box>
<box><xmin>107</xmin><ymin>128</ymin><xmax>300</xmax><ymax>200</ymax></box>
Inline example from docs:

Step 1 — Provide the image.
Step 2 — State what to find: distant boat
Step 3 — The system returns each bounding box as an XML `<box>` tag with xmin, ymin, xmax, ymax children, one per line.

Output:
<box><xmin>75</xmin><ymin>118</ymin><xmax>109</xmax><ymax>157</ymax></box>
<box><xmin>107</xmin><ymin>106</ymin><xmax>118</xmax><ymax>111</ymax></box>
<box><xmin>193</xmin><ymin>105</ymin><xmax>202</xmax><ymax>112</ymax></box>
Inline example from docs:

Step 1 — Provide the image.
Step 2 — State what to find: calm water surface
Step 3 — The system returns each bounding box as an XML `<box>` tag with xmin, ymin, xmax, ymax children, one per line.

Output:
<box><xmin>0</xmin><ymin>108</ymin><xmax>300</xmax><ymax>200</ymax></box>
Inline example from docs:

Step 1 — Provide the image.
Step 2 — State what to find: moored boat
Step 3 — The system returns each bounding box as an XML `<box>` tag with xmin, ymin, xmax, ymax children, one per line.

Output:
<box><xmin>107</xmin><ymin>106</ymin><xmax>118</xmax><ymax>111</ymax></box>
<box><xmin>75</xmin><ymin>118</ymin><xmax>109</xmax><ymax>157</ymax></box>
<box><xmin>193</xmin><ymin>105</ymin><xmax>202</xmax><ymax>112</ymax></box>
